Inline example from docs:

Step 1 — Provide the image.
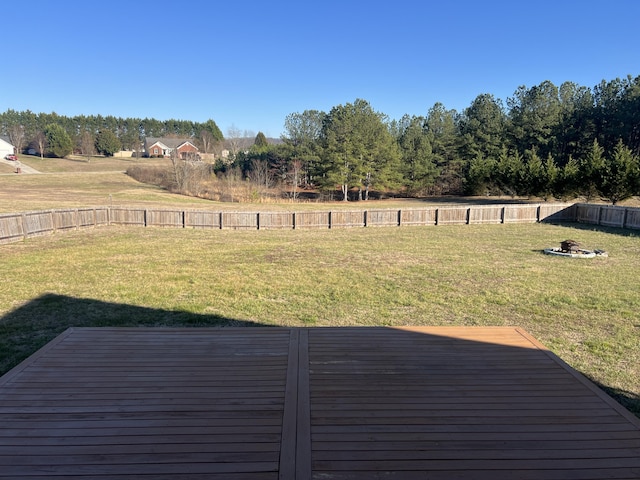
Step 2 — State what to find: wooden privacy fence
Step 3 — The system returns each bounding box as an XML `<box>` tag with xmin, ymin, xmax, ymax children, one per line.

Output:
<box><xmin>109</xmin><ymin>203</ymin><xmax>576</xmax><ymax>229</ymax></box>
<box><xmin>3</xmin><ymin>202</ymin><xmax>638</xmax><ymax>244</ymax></box>
<box><xmin>574</xmin><ymin>203</ymin><xmax>640</xmax><ymax>229</ymax></box>
<box><xmin>0</xmin><ymin>208</ymin><xmax>110</xmax><ymax>245</ymax></box>
<box><xmin>0</xmin><ymin>203</ymin><xmax>584</xmax><ymax>244</ymax></box>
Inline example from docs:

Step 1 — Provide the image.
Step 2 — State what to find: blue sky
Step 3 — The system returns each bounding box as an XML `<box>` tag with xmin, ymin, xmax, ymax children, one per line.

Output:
<box><xmin>2</xmin><ymin>0</ymin><xmax>638</xmax><ymax>138</ymax></box>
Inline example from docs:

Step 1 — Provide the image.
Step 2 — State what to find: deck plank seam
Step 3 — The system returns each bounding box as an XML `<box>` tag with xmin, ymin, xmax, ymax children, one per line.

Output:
<box><xmin>278</xmin><ymin>328</ymin><xmax>299</xmax><ymax>480</ymax></box>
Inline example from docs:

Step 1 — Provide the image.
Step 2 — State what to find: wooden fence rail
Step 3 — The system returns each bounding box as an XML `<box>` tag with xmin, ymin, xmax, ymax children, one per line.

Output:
<box><xmin>1</xmin><ymin>202</ymin><xmax>637</xmax><ymax>245</ymax></box>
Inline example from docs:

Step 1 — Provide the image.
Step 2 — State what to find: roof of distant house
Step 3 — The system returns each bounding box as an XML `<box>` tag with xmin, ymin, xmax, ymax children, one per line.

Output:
<box><xmin>144</xmin><ymin>137</ymin><xmax>197</xmax><ymax>149</ymax></box>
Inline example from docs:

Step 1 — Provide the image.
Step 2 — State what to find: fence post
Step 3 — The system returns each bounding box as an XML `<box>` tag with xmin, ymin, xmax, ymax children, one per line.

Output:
<box><xmin>623</xmin><ymin>207</ymin><xmax>629</xmax><ymax>229</ymax></box>
<box><xmin>182</xmin><ymin>211</ymin><xmax>186</xmax><ymax>229</ymax></box>
<box><xmin>364</xmin><ymin>210</ymin><xmax>368</xmax><ymax>227</ymax></box>
<box><xmin>435</xmin><ymin>208</ymin><xmax>439</xmax><ymax>226</ymax></box>
<box><xmin>20</xmin><ymin>212</ymin><xmax>27</xmax><ymax>242</ymax></box>
<box><xmin>328</xmin><ymin>211</ymin><xmax>332</xmax><ymax>229</ymax></box>
<box><xmin>257</xmin><ymin>212</ymin><xmax>260</xmax><ymax>230</ymax></box>
<box><xmin>598</xmin><ymin>205</ymin><xmax>603</xmax><ymax>226</ymax></box>
<box><xmin>143</xmin><ymin>209</ymin><xmax>148</xmax><ymax>227</ymax></box>
<box><xmin>466</xmin><ymin>207</ymin><xmax>471</xmax><ymax>225</ymax></box>
<box><xmin>397</xmin><ymin>210</ymin><xmax>402</xmax><ymax>227</ymax></box>
<box><xmin>293</xmin><ymin>212</ymin><xmax>296</xmax><ymax>230</ymax></box>
<box><xmin>219</xmin><ymin>212</ymin><xmax>223</xmax><ymax>229</ymax></box>
<box><xmin>501</xmin><ymin>206</ymin><xmax>506</xmax><ymax>224</ymax></box>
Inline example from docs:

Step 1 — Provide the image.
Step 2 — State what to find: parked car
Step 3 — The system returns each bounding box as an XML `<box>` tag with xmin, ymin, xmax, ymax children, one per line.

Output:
<box><xmin>4</xmin><ymin>154</ymin><xmax>17</xmax><ymax>161</ymax></box>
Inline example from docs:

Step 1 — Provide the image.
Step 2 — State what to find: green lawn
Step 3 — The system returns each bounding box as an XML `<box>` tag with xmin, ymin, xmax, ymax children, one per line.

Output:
<box><xmin>1</xmin><ymin>222</ymin><xmax>639</xmax><ymax>416</ymax></box>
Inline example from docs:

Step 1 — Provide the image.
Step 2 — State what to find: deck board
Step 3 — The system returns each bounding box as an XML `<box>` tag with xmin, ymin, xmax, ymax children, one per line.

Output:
<box><xmin>0</xmin><ymin>326</ymin><xmax>639</xmax><ymax>479</ymax></box>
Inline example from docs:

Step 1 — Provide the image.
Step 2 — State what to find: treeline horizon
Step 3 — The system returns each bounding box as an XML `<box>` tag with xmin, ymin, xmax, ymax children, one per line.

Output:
<box><xmin>0</xmin><ymin>111</ymin><xmax>224</xmax><ymax>154</ymax></box>
<box><xmin>231</xmin><ymin>75</ymin><xmax>639</xmax><ymax>204</ymax></box>
<box><xmin>1</xmin><ymin>74</ymin><xmax>639</xmax><ymax>203</ymax></box>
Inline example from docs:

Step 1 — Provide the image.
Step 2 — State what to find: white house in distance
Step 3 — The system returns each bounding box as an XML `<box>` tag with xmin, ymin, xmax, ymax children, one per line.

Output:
<box><xmin>0</xmin><ymin>136</ymin><xmax>15</xmax><ymax>158</ymax></box>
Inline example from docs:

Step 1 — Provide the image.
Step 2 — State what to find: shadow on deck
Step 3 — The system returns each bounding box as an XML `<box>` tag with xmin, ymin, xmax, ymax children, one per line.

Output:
<box><xmin>1</xmin><ymin>295</ymin><xmax>640</xmax><ymax>479</ymax></box>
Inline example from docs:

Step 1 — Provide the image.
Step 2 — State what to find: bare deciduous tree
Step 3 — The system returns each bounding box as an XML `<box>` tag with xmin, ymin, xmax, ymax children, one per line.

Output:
<box><xmin>227</xmin><ymin>125</ymin><xmax>242</xmax><ymax>160</ymax></box>
<box><xmin>169</xmin><ymin>149</ymin><xmax>209</xmax><ymax>196</ymax></box>
<box><xmin>200</xmin><ymin>130</ymin><xmax>214</xmax><ymax>155</ymax></box>
<box><xmin>80</xmin><ymin>131</ymin><xmax>95</xmax><ymax>162</ymax></box>
<box><xmin>247</xmin><ymin>159</ymin><xmax>275</xmax><ymax>201</ymax></box>
<box><xmin>34</xmin><ymin>131</ymin><xmax>47</xmax><ymax>159</ymax></box>
<box><xmin>8</xmin><ymin>125</ymin><xmax>25</xmax><ymax>156</ymax></box>
<box><xmin>226</xmin><ymin>125</ymin><xmax>256</xmax><ymax>161</ymax></box>
<box><xmin>226</xmin><ymin>125</ymin><xmax>242</xmax><ymax>160</ymax></box>
<box><xmin>211</xmin><ymin>138</ymin><xmax>225</xmax><ymax>161</ymax></box>
<box><xmin>241</xmin><ymin>130</ymin><xmax>256</xmax><ymax>150</ymax></box>
<box><xmin>287</xmin><ymin>159</ymin><xmax>304</xmax><ymax>200</ymax></box>
<box><xmin>217</xmin><ymin>166</ymin><xmax>243</xmax><ymax>202</ymax></box>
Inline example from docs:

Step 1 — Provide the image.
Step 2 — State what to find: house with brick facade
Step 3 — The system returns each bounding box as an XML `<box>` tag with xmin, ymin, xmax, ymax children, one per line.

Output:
<box><xmin>143</xmin><ymin>137</ymin><xmax>199</xmax><ymax>159</ymax></box>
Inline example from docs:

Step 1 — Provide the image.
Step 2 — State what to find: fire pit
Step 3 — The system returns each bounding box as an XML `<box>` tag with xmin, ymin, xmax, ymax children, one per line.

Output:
<box><xmin>560</xmin><ymin>239</ymin><xmax>581</xmax><ymax>253</ymax></box>
<box><xmin>544</xmin><ymin>240</ymin><xmax>608</xmax><ymax>258</ymax></box>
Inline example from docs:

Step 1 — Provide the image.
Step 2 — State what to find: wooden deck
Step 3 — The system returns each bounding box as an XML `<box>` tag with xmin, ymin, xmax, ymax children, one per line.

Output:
<box><xmin>1</xmin><ymin>326</ymin><xmax>639</xmax><ymax>479</ymax></box>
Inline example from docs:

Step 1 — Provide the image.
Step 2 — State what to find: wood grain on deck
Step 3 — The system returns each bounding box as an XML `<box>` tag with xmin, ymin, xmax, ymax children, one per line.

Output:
<box><xmin>0</xmin><ymin>326</ymin><xmax>638</xmax><ymax>479</ymax></box>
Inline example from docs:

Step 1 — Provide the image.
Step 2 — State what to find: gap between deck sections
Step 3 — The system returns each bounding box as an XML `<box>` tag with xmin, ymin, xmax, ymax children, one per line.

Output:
<box><xmin>279</xmin><ymin>328</ymin><xmax>311</xmax><ymax>480</ymax></box>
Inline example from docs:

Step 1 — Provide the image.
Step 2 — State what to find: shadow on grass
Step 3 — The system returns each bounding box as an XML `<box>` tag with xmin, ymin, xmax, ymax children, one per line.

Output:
<box><xmin>2</xmin><ymin>293</ymin><xmax>639</xmax><ymax>422</ymax></box>
<box><xmin>589</xmin><ymin>378</ymin><xmax>640</xmax><ymax>418</ymax></box>
<box><xmin>542</xmin><ymin>220</ymin><xmax>640</xmax><ymax>237</ymax></box>
<box><xmin>412</xmin><ymin>195</ymin><xmax>542</xmax><ymax>205</ymax></box>
<box><xmin>0</xmin><ymin>293</ymin><xmax>268</xmax><ymax>377</ymax></box>
<box><xmin>64</xmin><ymin>157</ymin><xmax>92</xmax><ymax>163</ymax></box>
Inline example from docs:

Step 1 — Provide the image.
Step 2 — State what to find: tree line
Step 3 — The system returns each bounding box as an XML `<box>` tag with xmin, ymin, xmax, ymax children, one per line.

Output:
<box><xmin>0</xmin><ymin>111</ymin><xmax>223</xmax><ymax>158</ymax></box>
<box><xmin>230</xmin><ymin>75</ymin><xmax>639</xmax><ymax>204</ymax></box>
<box><xmin>2</xmin><ymin>75</ymin><xmax>639</xmax><ymax>204</ymax></box>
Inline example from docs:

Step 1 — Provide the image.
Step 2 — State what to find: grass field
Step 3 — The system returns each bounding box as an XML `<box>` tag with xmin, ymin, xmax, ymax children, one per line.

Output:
<box><xmin>0</xmin><ymin>154</ymin><xmax>208</xmax><ymax>213</ymax></box>
<box><xmin>5</xmin><ymin>153</ymin><xmax>168</xmax><ymax>173</ymax></box>
<box><xmin>0</xmin><ymin>154</ymin><xmax>468</xmax><ymax>213</ymax></box>
<box><xmin>1</xmin><ymin>223</ymin><xmax>639</xmax><ymax>415</ymax></box>
<box><xmin>1</xmin><ymin>156</ymin><xmax>639</xmax><ymax>417</ymax></box>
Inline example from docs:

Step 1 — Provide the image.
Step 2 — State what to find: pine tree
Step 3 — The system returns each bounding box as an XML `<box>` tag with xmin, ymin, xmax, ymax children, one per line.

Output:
<box><xmin>95</xmin><ymin>130</ymin><xmax>122</xmax><ymax>157</ymax></box>
<box><xmin>578</xmin><ymin>139</ymin><xmax>605</xmax><ymax>202</ymax></box>
<box><xmin>44</xmin><ymin>124</ymin><xmax>73</xmax><ymax>158</ymax></box>
<box><xmin>600</xmin><ymin>140</ymin><xmax>639</xmax><ymax>204</ymax></box>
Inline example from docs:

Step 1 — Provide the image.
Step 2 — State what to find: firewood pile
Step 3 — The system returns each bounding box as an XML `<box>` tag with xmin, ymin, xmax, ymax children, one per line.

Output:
<box><xmin>560</xmin><ymin>239</ymin><xmax>580</xmax><ymax>253</ymax></box>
